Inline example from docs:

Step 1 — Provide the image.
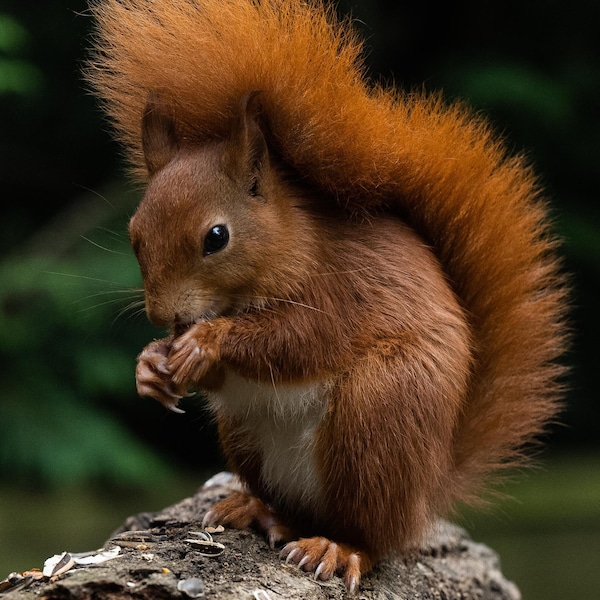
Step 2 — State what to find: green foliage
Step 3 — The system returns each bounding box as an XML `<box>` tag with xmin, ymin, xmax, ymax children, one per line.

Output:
<box><xmin>1</xmin><ymin>389</ymin><xmax>163</xmax><ymax>486</ymax></box>
<box><xmin>0</xmin><ymin>188</ymin><xmax>172</xmax><ymax>488</ymax></box>
<box><xmin>0</xmin><ymin>13</ymin><xmax>42</xmax><ymax>96</ymax></box>
<box><xmin>0</xmin><ymin>14</ymin><xmax>29</xmax><ymax>53</ymax></box>
<box><xmin>447</xmin><ymin>61</ymin><xmax>573</xmax><ymax>125</ymax></box>
<box><xmin>456</xmin><ymin>453</ymin><xmax>600</xmax><ymax>600</ymax></box>
<box><xmin>0</xmin><ymin>0</ymin><xmax>598</xmax><ymax>488</ymax></box>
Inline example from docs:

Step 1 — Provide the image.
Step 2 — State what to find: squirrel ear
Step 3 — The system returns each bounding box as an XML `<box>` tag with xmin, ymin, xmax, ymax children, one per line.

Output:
<box><xmin>141</xmin><ymin>92</ymin><xmax>180</xmax><ymax>175</ymax></box>
<box><xmin>223</xmin><ymin>91</ymin><xmax>269</xmax><ymax>193</ymax></box>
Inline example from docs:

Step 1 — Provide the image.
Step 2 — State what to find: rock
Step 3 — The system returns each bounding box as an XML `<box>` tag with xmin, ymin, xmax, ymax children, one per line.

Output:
<box><xmin>0</xmin><ymin>473</ymin><xmax>520</xmax><ymax>599</ymax></box>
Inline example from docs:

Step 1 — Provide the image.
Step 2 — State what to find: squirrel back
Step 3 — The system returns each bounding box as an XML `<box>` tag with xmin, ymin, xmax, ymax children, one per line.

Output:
<box><xmin>88</xmin><ymin>0</ymin><xmax>568</xmax><ymax>532</ymax></box>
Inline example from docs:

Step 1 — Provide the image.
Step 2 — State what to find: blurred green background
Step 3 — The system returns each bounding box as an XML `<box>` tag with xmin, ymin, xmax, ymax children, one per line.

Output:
<box><xmin>0</xmin><ymin>1</ymin><xmax>598</xmax><ymax>598</ymax></box>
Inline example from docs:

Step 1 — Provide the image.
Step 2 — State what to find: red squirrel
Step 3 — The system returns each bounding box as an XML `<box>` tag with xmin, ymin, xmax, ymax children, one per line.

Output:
<box><xmin>87</xmin><ymin>0</ymin><xmax>568</xmax><ymax>591</ymax></box>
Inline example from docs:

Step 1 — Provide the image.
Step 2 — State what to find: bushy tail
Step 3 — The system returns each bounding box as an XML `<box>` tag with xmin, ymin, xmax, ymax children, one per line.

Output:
<box><xmin>87</xmin><ymin>0</ymin><xmax>568</xmax><ymax>501</ymax></box>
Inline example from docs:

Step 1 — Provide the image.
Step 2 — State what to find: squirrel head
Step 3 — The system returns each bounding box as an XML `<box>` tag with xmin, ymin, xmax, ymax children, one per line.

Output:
<box><xmin>129</xmin><ymin>92</ymin><xmax>316</xmax><ymax>332</ymax></box>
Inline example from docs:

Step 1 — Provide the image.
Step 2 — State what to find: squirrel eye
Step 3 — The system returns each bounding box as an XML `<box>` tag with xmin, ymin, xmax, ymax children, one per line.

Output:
<box><xmin>203</xmin><ymin>224</ymin><xmax>230</xmax><ymax>256</ymax></box>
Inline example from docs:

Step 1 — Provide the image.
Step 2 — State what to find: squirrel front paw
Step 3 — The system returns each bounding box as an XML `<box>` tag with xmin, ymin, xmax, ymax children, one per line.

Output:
<box><xmin>136</xmin><ymin>338</ymin><xmax>186</xmax><ymax>413</ymax></box>
<box><xmin>168</xmin><ymin>319</ymin><xmax>231</xmax><ymax>391</ymax></box>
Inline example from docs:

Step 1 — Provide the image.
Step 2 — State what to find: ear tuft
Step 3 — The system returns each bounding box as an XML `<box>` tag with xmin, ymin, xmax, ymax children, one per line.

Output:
<box><xmin>142</xmin><ymin>91</ymin><xmax>180</xmax><ymax>175</ymax></box>
<box><xmin>223</xmin><ymin>91</ymin><xmax>269</xmax><ymax>192</ymax></box>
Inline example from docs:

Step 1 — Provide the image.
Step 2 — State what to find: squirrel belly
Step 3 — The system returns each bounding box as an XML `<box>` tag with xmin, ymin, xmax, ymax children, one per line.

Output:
<box><xmin>206</xmin><ymin>374</ymin><xmax>330</xmax><ymax>517</ymax></box>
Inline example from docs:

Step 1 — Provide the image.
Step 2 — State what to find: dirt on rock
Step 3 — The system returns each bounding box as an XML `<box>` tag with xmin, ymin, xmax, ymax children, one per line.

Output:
<box><xmin>0</xmin><ymin>473</ymin><xmax>520</xmax><ymax>600</ymax></box>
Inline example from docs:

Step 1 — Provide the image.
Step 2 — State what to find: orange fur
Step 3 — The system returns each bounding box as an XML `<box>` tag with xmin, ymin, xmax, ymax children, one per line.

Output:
<box><xmin>87</xmin><ymin>0</ymin><xmax>568</xmax><ymax>590</ymax></box>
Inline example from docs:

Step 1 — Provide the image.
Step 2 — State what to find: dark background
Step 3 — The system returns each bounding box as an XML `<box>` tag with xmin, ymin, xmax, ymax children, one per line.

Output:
<box><xmin>1</xmin><ymin>1</ymin><xmax>598</xmax><ymax>598</ymax></box>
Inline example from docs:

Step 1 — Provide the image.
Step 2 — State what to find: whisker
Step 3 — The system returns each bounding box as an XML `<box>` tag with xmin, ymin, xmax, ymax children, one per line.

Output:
<box><xmin>43</xmin><ymin>270</ymin><xmax>133</xmax><ymax>287</ymax></box>
<box><xmin>41</xmin><ymin>267</ymin><xmax>148</xmax><ymax>327</ymax></box>
<box><xmin>76</xmin><ymin>288</ymin><xmax>144</xmax><ymax>300</ymax></box>
<box><xmin>78</xmin><ymin>294</ymin><xmax>143</xmax><ymax>313</ymax></box>
<box><xmin>72</xmin><ymin>183</ymin><xmax>116</xmax><ymax>209</ymax></box>
<box><xmin>75</xmin><ymin>288</ymin><xmax>144</xmax><ymax>311</ymax></box>
<box><xmin>113</xmin><ymin>299</ymin><xmax>148</xmax><ymax>325</ymax></box>
<box><xmin>310</xmin><ymin>266</ymin><xmax>375</xmax><ymax>277</ymax></box>
<box><xmin>80</xmin><ymin>235</ymin><xmax>129</xmax><ymax>255</ymax></box>
<box><xmin>244</xmin><ymin>295</ymin><xmax>327</xmax><ymax>315</ymax></box>
<box><xmin>93</xmin><ymin>226</ymin><xmax>131</xmax><ymax>244</ymax></box>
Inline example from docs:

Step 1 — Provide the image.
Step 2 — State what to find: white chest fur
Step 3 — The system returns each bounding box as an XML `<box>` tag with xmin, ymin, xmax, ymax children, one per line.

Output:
<box><xmin>206</xmin><ymin>373</ymin><xmax>330</xmax><ymax>510</ymax></box>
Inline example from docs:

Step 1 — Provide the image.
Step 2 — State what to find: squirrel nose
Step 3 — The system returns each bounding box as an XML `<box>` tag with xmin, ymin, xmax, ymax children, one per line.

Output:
<box><xmin>145</xmin><ymin>300</ymin><xmax>172</xmax><ymax>328</ymax></box>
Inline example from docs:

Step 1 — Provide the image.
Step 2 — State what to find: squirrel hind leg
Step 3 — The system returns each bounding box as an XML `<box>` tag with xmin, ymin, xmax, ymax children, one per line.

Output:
<box><xmin>202</xmin><ymin>490</ymin><xmax>295</xmax><ymax>549</ymax></box>
<box><xmin>280</xmin><ymin>537</ymin><xmax>373</xmax><ymax>593</ymax></box>
<box><xmin>204</xmin><ymin>491</ymin><xmax>371</xmax><ymax>591</ymax></box>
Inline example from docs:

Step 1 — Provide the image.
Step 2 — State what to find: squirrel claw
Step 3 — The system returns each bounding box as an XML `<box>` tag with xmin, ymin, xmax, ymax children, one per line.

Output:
<box><xmin>169</xmin><ymin>330</ymin><xmax>213</xmax><ymax>387</ymax></box>
<box><xmin>282</xmin><ymin>547</ymin><xmax>302</xmax><ymax>564</ymax></box>
<box><xmin>164</xmin><ymin>400</ymin><xmax>185</xmax><ymax>414</ymax></box>
<box><xmin>201</xmin><ymin>509</ymin><xmax>219</xmax><ymax>529</ymax></box>
<box><xmin>168</xmin><ymin>320</ymin><xmax>229</xmax><ymax>389</ymax></box>
<box><xmin>202</xmin><ymin>491</ymin><xmax>295</xmax><ymax>548</ymax></box>
<box><xmin>137</xmin><ymin>379</ymin><xmax>185</xmax><ymax>413</ymax></box>
<box><xmin>280</xmin><ymin>537</ymin><xmax>367</xmax><ymax>593</ymax></box>
<box><xmin>136</xmin><ymin>338</ymin><xmax>188</xmax><ymax>411</ymax></box>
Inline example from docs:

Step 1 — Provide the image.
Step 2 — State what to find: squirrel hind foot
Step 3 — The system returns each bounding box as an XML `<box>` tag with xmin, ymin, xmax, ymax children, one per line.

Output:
<box><xmin>202</xmin><ymin>490</ymin><xmax>295</xmax><ymax>548</ymax></box>
<box><xmin>280</xmin><ymin>537</ymin><xmax>372</xmax><ymax>593</ymax></box>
